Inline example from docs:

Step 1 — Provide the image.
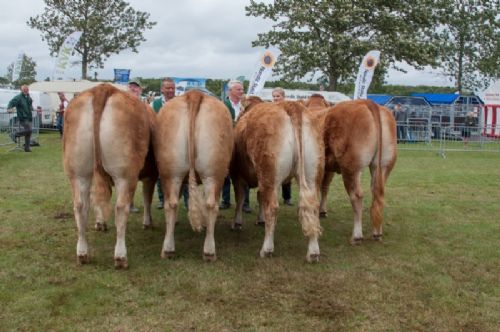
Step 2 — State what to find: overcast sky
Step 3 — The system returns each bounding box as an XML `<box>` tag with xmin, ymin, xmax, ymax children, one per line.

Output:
<box><xmin>0</xmin><ymin>0</ymin><xmax>453</xmax><ymax>87</ymax></box>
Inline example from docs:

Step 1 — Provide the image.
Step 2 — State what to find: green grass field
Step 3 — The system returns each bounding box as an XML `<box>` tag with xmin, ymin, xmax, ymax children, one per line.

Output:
<box><xmin>1</xmin><ymin>131</ymin><xmax>499</xmax><ymax>331</ymax></box>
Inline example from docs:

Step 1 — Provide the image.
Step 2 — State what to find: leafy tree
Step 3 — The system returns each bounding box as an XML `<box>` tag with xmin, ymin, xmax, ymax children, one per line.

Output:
<box><xmin>28</xmin><ymin>0</ymin><xmax>156</xmax><ymax>79</ymax></box>
<box><xmin>437</xmin><ymin>0</ymin><xmax>499</xmax><ymax>93</ymax></box>
<box><xmin>246</xmin><ymin>0</ymin><xmax>445</xmax><ymax>91</ymax></box>
<box><xmin>6</xmin><ymin>54</ymin><xmax>37</xmax><ymax>87</ymax></box>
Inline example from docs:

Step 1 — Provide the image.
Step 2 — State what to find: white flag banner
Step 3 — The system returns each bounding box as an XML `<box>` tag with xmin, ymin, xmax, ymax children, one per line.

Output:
<box><xmin>53</xmin><ymin>31</ymin><xmax>83</xmax><ymax>80</ymax></box>
<box><xmin>12</xmin><ymin>51</ymin><xmax>25</xmax><ymax>82</ymax></box>
<box><xmin>247</xmin><ymin>49</ymin><xmax>278</xmax><ymax>96</ymax></box>
<box><xmin>353</xmin><ymin>50</ymin><xmax>381</xmax><ymax>100</ymax></box>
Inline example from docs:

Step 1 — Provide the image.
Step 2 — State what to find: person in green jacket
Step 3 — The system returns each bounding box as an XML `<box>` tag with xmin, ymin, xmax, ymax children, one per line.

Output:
<box><xmin>150</xmin><ymin>78</ymin><xmax>189</xmax><ymax>209</ymax></box>
<box><xmin>8</xmin><ymin>85</ymin><xmax>33</xmax><ymax>152</ymax></box>
<box><xmin>220</xmin><ymin>80</ymin><xmax>251</xmax><ymax>213</ymax></box>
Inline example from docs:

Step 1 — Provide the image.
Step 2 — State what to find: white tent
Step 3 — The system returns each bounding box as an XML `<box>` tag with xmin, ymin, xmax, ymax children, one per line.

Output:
<box><xmin>479</xmin><ymin>81</ymin><xmax>500</xmax><ymax>138</ymax></box>
<box><xmin>258</xmin><ymin>88</ymin><xmax>350</xmax><ymax>104</ymax></box>
<box><xmin>29</xmin><ymin>80</ymin><xmax>127</xmax><ymax>93</ymax></box>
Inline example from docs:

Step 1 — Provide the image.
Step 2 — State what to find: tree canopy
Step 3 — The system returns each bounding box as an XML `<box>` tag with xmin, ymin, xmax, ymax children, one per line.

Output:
<box><xmin>246</xmin><ymin>0</ymin><xmax>444</xmax><ymax>91</ymax></box>
<box><xmin>27</xmin><ymin>0</ymin><xmax>156</xmax><ymax>79</ymax></box>
<box><xmin>437</xmin><ymin>0</ymin><xmax>499</xmax><ymax>93</ymax></box>
<box><xmin>6</xmin><ymin>54</ymin><xmax>37</xmax><ymax>88</ymax></box>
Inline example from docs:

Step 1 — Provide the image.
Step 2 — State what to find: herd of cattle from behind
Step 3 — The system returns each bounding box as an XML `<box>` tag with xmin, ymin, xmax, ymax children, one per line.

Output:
<box><xmin>62</xmin><ymin>84</ymin><xmax>397</xmax><ymax>268</ymax></box>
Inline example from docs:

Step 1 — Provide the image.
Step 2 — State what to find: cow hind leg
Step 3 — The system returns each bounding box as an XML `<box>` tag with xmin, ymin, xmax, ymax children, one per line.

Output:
<box><xmin>319</xmin><ymin>171</ymin><xmax>334</xmax><ymax>218</ymax></box>
<box><xmin>259</xmin><ymin>188</ymin><xmax>278</xmax><ymax>258</ymax></box>
<box><xmin>113</xmin><ymin>178</ymin><xmax>136</xmax><ymax>269</ymax></box>
<box><xmin>201</xmin><ymin>179</ymin><xmax>219</xmax><ymax>262</ymax></box>
<box><xmin>231</xmin><ymin>177</ymin><xmax>246</xmax><ymax>230</ymax></box>
<box><xmin>298</xmin><ymin>179</ymin><xmax>321</xmax><ymax>263</ymax></box>
<box><xmin>91</xmin><ymin>172</ymin><xmax>112</xmax><ymax>232</ymax></box>
<box><xmin>369</xmin><ymin>164</ymin><xmax>392</xmax><ymax>241</ymax></box>
<box><xmin>255</xmin><ymin>190</ymin><xmax>265</xmax><ymax>226</ymax></box>
<box><xmin>342</xmin><ymin>170</ymin><xmax>364</xmax><ymax>245</ymax></box>
<box><xmin>71</xmin><ymin>176</ymin><xmax>92</xmax><ymax>265</ymax></box>
<box><xmin>161</xmin><ymin>178</ymin><xmax>182</xmax><ymax>259</ymax></box>
<box><xmin>141</xmin><ymin>177</ymin><xmax>156</xmax><ymax>230</ymax></box>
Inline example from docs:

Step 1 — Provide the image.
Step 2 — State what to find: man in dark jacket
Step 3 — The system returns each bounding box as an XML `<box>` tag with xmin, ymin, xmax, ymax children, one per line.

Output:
<box><xmin>220</xmin><ymin>80</ymin><xmax>251</xmax><ymax>213</ymax></box>
<box><xmin>8</xmin><ymin>85</ymin><xmax>33</xmax><ymax>152</ymax></box>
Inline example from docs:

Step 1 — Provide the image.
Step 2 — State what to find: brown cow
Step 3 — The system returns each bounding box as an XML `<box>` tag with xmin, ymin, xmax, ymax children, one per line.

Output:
<box><xmin>154</xmin><ymin>90</ymin><xmax>233</xmax><ymax>261</ymax></box>
<box><xmin>63</xmin><ymin>84</ymin><xmax>158</xmax><ymax>268</ymax></box>
<box><xmin>321</xmin><ymin>99</ymin><xmax>397</xmax><ymax>244</ymax></box>
<box><xmin>231</xmin><ymin>97</ymin><xmax>324</xmax><ymax>262</ymax></box>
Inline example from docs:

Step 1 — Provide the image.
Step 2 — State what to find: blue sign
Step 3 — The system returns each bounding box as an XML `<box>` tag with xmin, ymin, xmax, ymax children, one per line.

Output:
<box><xmin>114</xmin><ymin>69</ymin><xmax>130</xmax><ymax>84</ymax></box>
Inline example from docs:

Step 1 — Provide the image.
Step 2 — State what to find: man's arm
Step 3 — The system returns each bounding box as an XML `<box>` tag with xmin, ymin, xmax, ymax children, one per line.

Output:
<box><xmin>7</xmin><ymin>95</ymin><xmax>19</xmax><ymax>109</ymax></box>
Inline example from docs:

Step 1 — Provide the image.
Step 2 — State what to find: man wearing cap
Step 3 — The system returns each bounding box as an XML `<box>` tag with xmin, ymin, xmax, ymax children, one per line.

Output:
<box><xmin>128</xmin><ymin>80</ymin><xmax>143</xmax><ymax>99</ymax></box>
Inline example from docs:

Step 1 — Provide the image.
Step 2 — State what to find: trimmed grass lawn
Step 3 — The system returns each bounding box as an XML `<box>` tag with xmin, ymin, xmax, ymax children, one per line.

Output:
<box><xmin>1</xmin><ymin>131</ymin><xmax>499</xmax><ymax>331</ymax></box>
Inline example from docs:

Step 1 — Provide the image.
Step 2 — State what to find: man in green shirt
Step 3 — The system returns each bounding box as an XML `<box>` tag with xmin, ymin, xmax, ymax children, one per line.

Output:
<box><xmin>150</xmin><ymin>78</ymin><xmax>189</xmax><ymax>209</ymax></box>
<box><xmin>8</xmin><ymin>85</ymin><xmax>33</xmax><ymax>152</ymax></box>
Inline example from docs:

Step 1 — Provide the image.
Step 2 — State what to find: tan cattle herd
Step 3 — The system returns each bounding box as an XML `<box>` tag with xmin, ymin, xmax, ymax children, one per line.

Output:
<box><xmin>62</xmin><ymin>84</ymin><xmax>397</xmax><ymax>268</ymax></box>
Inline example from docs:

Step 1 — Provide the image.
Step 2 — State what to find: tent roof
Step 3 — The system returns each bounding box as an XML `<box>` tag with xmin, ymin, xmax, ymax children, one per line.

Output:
<box><xmin>410</xmin><ymin>93</ymin><xmax>459</xmax><ymax>105</ymax></box>
<box><xmin>367</xmin><ymin>94</ymin><xmax>392</xmax><ymax>105</ymax></box>
<box><xmin>29</xmin><ymin>80</ymin><xmax>127</xmax><ymax>93</ymax></box>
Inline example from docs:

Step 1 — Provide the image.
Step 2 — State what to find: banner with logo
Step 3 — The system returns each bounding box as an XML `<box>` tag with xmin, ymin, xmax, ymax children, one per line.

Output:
<box><xmin>247</xmin><ymin>49</ymin><xmax>278</xmax><ymax>96</ymax></box>
<box><xmin>12</xmin><ymin>51</ymin><xmax>25</xmax><ymax>82</ymax></box>
<box><xmin>114</xmin><ymin>69</ymin><xmax>131</xmax><ymax>84</ymax></box>
<box><xmin>53</xmin><ymin>31</ymin><xmax>83</xmax><ymax>81</ymax></box>
<box><xmin>353</xmin><ymin>50</ymin><xmax>381</xmax><ymax>100</ymax></box>
<box><xmin>172</xmin><ymin>77</ymin><xmax>206</xmax><ymax>96</ymax></box>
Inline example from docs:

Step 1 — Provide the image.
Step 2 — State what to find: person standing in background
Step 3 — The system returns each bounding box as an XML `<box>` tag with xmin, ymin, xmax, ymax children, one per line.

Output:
<box><xmin>272</xmin><ymin>87</ymin><xmax>293</xmax><ymax>206</ymax></box>
<box><xmin>151</xmin><ymin>78</ymin><xmax>189</xmax><ymax>210</ymax></box>
<box><xmin>8</xmin><ymin>85</ymin><xmax>33</xmax><ymax>152</ymax></box>
<box><xmin>220</xmin><ymin>80</ymin><xmax>251</xmax><ymax>213</ymax></box>
<box><xmin>57</xmin><ymin>92</ymin><xmax>69</xmax><ymax>137</ymax></box>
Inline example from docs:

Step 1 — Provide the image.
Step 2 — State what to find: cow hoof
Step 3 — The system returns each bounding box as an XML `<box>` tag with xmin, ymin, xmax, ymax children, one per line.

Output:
<box><xmin>319</xmin><ymin>212</ymin><xmax>327</xmax><ymax>218</ymax></box>
<box><xmin>231</xmin><ymin>223</ymin><xmax>243</xmax><ymax>231</ymax></box>
<box><xmin>77</xmin><ymin>254</ymin><xmax>90</xmax><ymax>265</ymax></box>
<box><xmin>254</xmin><ymin>220</ymin><xmax>265</xmax><ymax>227</ymax></box>
<box><xmin>114</xmin><ymin>257</ymin><xmax>129</xmax><ymax>269</ymax></box>
<box><xmin>161</xmin><ymin>251</ymin><xmax>176</xmax><ymax>259</ymax></box>
<box><xmin>350</xmin><ymin>237</ymin><xmax>364</xmax><ymax>246</ymax></box>
<box><xmin>203</xmin><ymin>253</ymin><xmax>217</xmax><ymax>262</ymax></box>
<box><xmin>372</xmin><ymin>234</ymin><xmax>383</xmax><ymax>242</ymax></box>
<box><xmin>142</xmin><ymin>224</ymin><xmax>153</xmax><ymax>230</ymax></box>
<box><xmin>307</xmin><ymin>253</ymin><xmax>320</xmax><ymax>263</ymax></box>
<box><xmin>95</xmin><ymin>222</ymin><xmax>107</xmax><ymax>232</ymax></box>
<box><xmin>260</xmin><ymin>251</ymin><xmax>273</xmax><ymax>258</ymax></box>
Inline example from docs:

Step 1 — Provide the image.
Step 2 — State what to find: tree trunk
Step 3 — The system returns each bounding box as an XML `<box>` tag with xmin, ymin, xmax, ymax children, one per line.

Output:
<box><xmin>327</xmin><ymin>72</ymin><xmax>338</xmax><ymax>91</ymax></box>
<box><xmin>81</xmin><ymin>48</ymin><xmax>88</xmax><ymax>80</ymax></box>
<box><xmin>456</xmin><ymin>35</ymin><xmax>464</xmax><ymax>94</ymax></box>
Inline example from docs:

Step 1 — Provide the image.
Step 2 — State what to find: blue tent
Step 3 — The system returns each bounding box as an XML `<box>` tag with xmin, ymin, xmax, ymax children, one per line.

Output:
<box><xmin>410</xmin><ymin>93</ymin><xmax>459</xmax><ymax>105</ymax></box>
<box><xmin>367</xmin><ymin>94</ymin><xmax>392</xmax><ymax>105</ymax></box>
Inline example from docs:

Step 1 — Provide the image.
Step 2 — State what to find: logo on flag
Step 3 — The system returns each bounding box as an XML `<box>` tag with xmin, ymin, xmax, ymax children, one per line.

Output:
<box><xmin>353</xmin><ymin>50</ymin><xmax>381</xmax><ymax>100</ymax></box>
<box><xmin>53</xmin><ymin>31</ymin><xmax>83</xmax><ymax>81</ymax></box>
<box><xmin>247</xmin><ymin>49</ymin><xmax>279</xmax><ymax>96</ymax></box>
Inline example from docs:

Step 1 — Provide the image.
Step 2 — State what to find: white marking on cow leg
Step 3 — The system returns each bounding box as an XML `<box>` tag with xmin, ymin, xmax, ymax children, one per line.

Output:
<box><xmin>306</xmin><ymin>235</ymin><xmax>320</xmax><ymax>263</ymax></box>
<box><xmin>231</xmin><ymin>178</ymin><xmax>246</xmax><ymax>230</ymax></box>
<box><xmin>113</xmin><ymin>179</ymin><xmax>132</xmax><ymax>269</ymax></box>
<box><xmin>202</xmin><ymin>183</ymin><xmax>218</xmax><ymax>262</ymax></box>
<box><xmin>72</xmin><ymin>177</ymin><xmax>91</xmax><ymax>264</ymax></box>
<box><xmin>259</xmin><ymin>190</ymin><xmax>278</xmax><ymax>258</ymax></box>
<box><xmin>141</xmin><ymin>177</ymin><xmax>156</xmax><ymax>230</ymax></box>
<box><xmin>161</xmin><ymin>179</ymin><xmax>181</xmax><ymax>259</ymax></box>
<box><xmin>342</xmin><ymin>171</ymin><xmax>364</xmax><ymax>244</ymax></box>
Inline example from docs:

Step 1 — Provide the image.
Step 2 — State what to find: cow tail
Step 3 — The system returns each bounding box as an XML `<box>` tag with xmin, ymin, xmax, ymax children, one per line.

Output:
<box><xmin>186</xmin><ymin>91</ymin><xmax>205</xmax><ymax>232</ymax></box>
<box><xmin>285</xmin><ymin>102</ymin><xmax>321</xmax><ymax>238</ymax></box>
<box><xmin>90</xmin><ymin>84</ymin><xmax>115</xmax><ymax>219</ymax></box>
<box><xmin>367</xmin><ymin>101</ymin><xmax>385</xmax><ymax>228</ymax></box>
